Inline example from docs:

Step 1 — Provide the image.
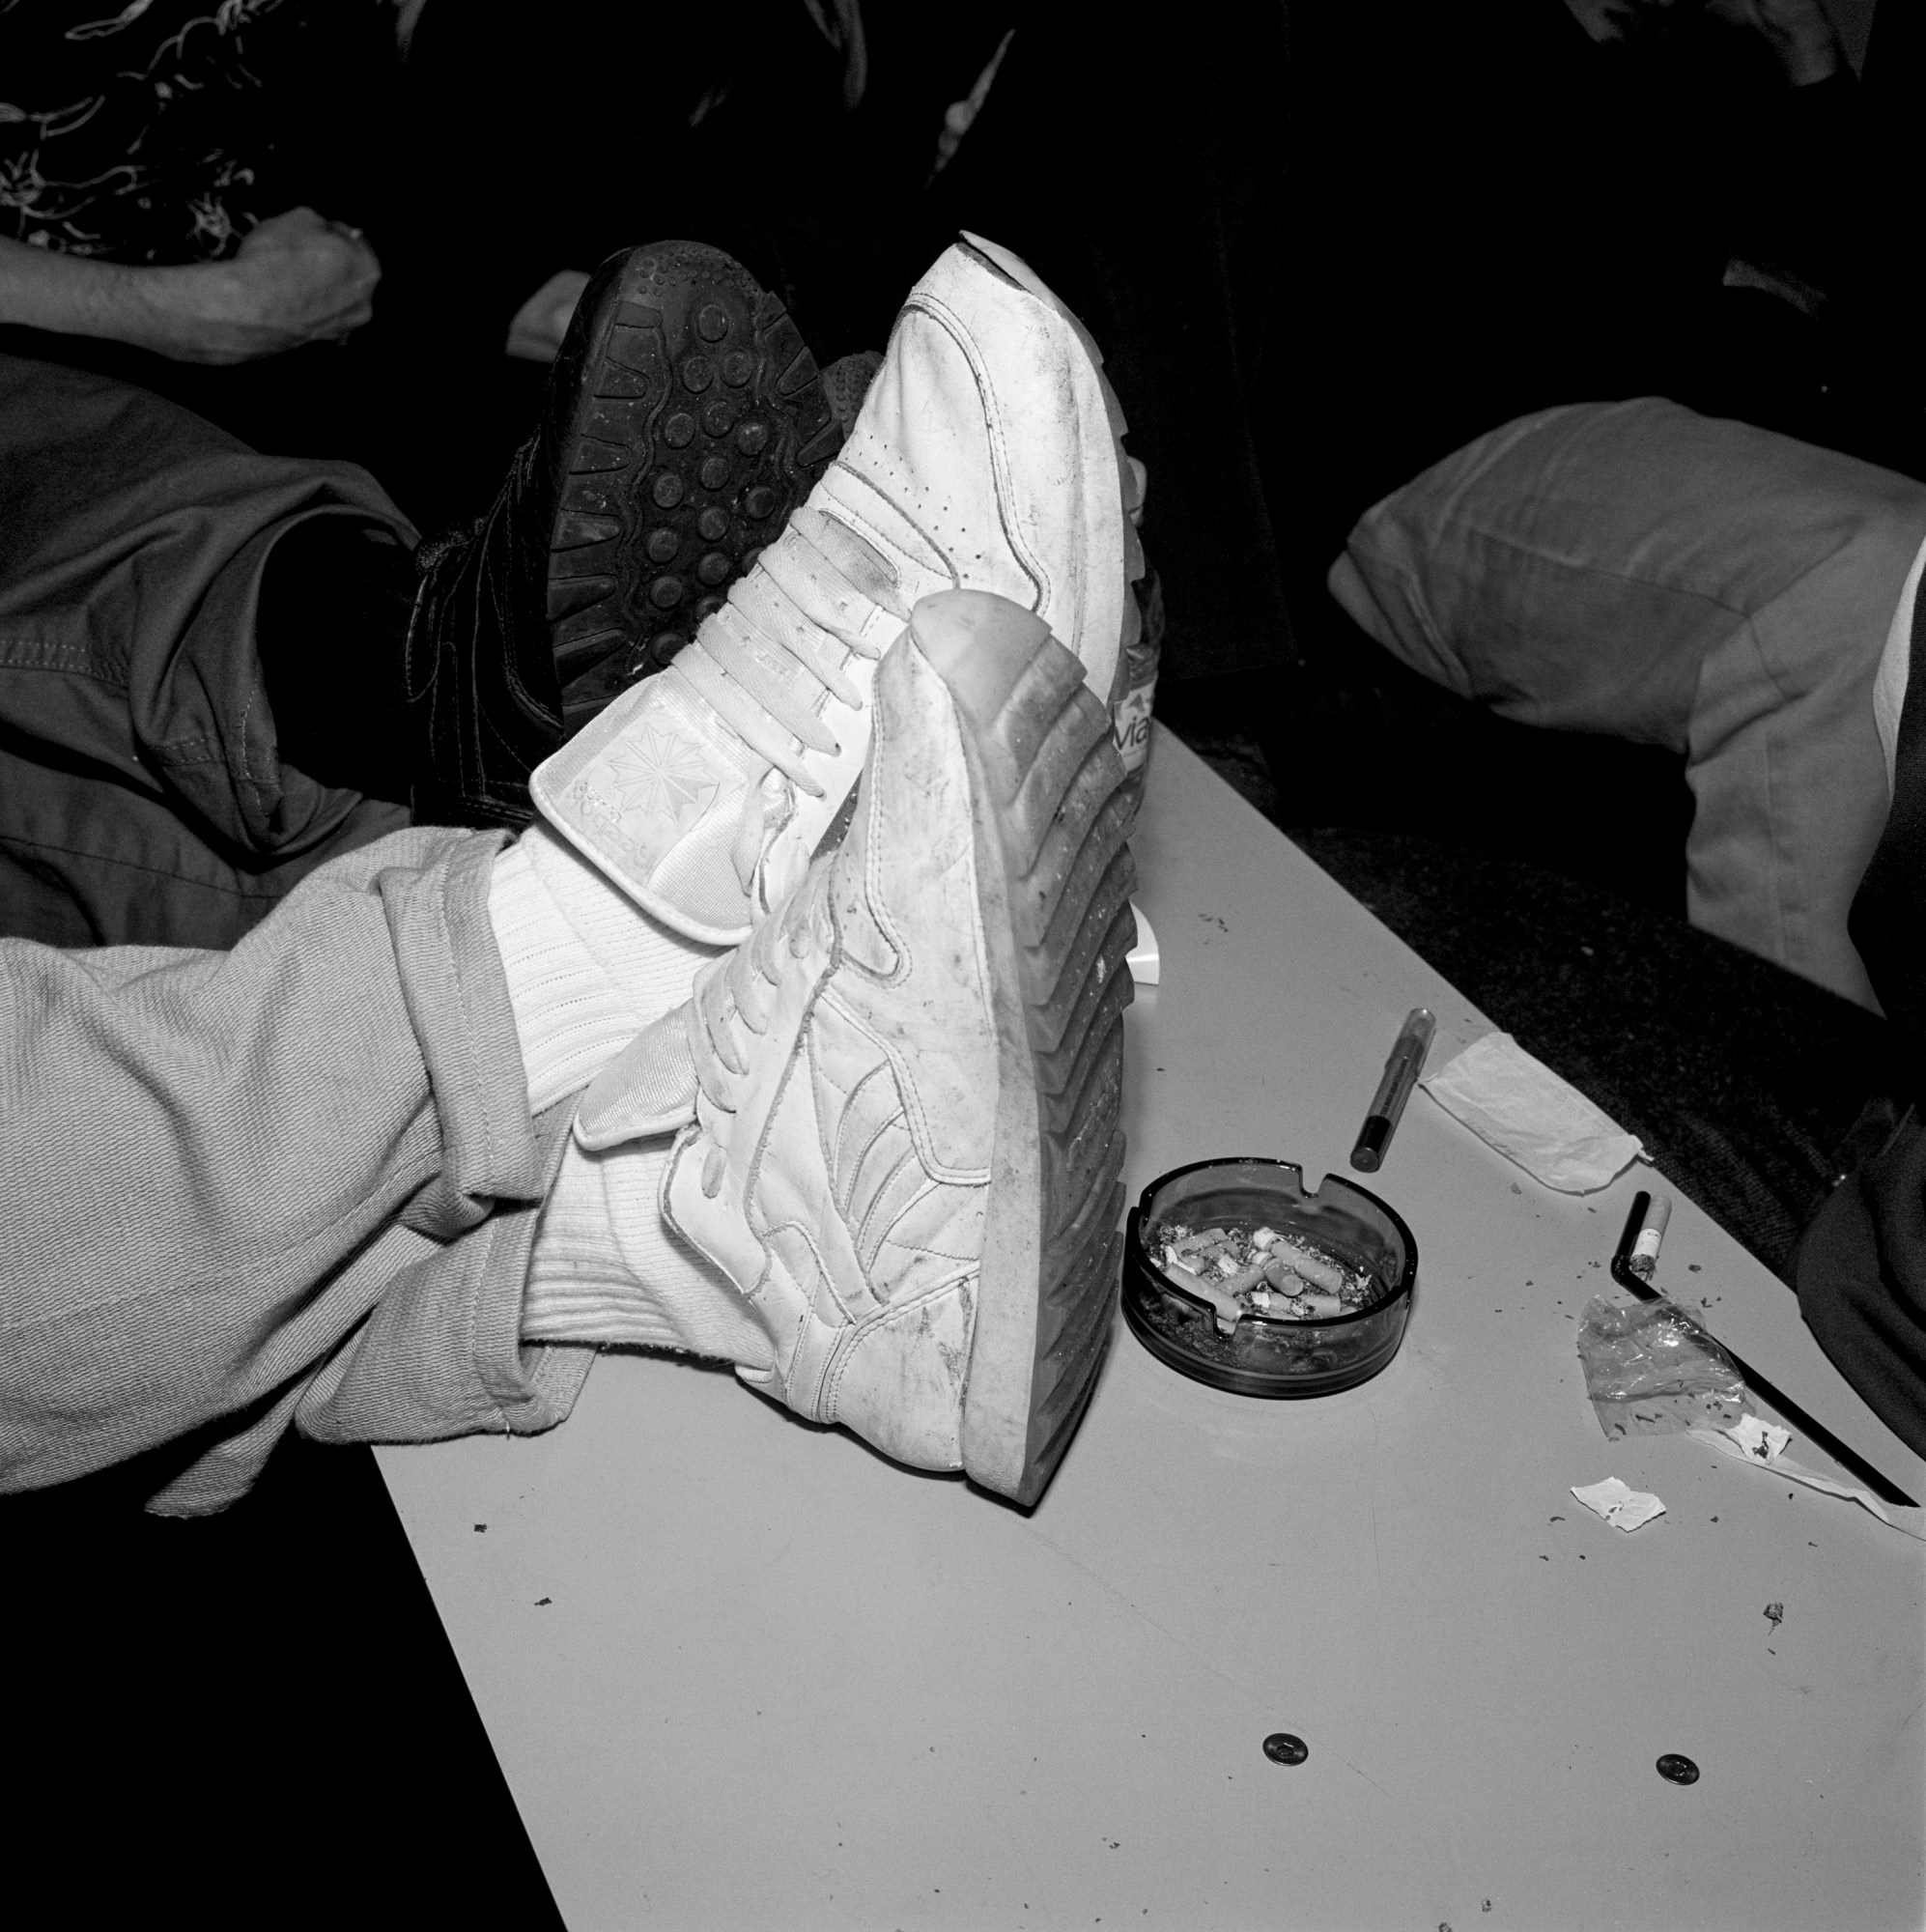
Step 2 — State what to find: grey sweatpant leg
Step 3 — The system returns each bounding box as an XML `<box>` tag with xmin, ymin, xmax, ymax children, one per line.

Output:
<box><xmin>0</xmin><ymin>827</ymin><xmax>591</xmax><ymax>1514</ymax></box>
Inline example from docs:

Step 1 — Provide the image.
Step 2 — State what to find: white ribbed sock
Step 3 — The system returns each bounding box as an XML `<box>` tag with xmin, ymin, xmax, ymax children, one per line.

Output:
<box><xmin>522</xmin><ymin>1135</ymin><xmax>773</xmax><ymax>1368</ymax></box>
<box><xmin>489</xmin><ymin>824</ymin><xmax>764</xmax><ymax>1360</ymax></box>
<box><xmin>488</xmin><ymin>823</ymin><xmax>716</xmax><ymax>1112</ymax></box>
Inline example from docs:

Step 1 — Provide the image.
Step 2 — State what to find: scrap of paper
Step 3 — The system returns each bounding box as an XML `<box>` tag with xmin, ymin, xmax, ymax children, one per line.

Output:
<box><xmin>1724</xmin><ymin>1414</ymin><xmax>1791</xmax><ymax>1464</ymax></box>
<box><xmin>1687</xmin><ymin>1423</ymin><xmax>1926</xmax><ymax>1542</ymax></box>
<box><xmin>1572</xmin><ymin>1476</ymin><xmax>1667</xmax><ymax>1532</ymax></box>
<box><xmin>1422</xmin><ymin>1032</ymin><xmax>1643</xmax><ymax>1193</ymax></box>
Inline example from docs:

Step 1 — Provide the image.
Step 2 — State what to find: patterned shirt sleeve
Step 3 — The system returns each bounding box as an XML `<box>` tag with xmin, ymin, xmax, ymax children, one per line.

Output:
<box><xmin>0</xmin><ymin>0</ymin><xmax>376</xmax><ymax>264</ymax></box>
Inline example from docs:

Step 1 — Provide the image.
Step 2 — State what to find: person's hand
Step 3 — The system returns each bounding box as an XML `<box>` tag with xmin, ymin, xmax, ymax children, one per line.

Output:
<box><xmin>505</xmin><ymin>270</ymin><xmax>592</xmax><ymax>363</ymax></box>
<box><xmin>1126</xmin><ymin>454</ymin><xmax>1147</xmax><ymax>528</ymax></box>
<box><xmin>145</xmin><ymin>207</ymin><xmax>382</xmax><ymax>364</ymax></box>
<box><xmin>1701</xmin><ymin>0</ymin><xmax>1844</xmax><ymax>84</ymax></box>
<box><xmin>392</xmin><ymin>0</ymin><xmax>431</xmax><ymax>51</ymax></box>
<box><xmin>1560</xmin><ymin>0</ymin><xmax>1673</xmax><ymax>43</ymax></box>
<box><xmin>1562</xmin><ymin>0</ymin><xmax>1845</xmax><ymax>83</ymax></box>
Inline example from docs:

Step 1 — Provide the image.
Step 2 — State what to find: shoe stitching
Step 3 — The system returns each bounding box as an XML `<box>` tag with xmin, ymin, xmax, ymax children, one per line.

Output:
<box><xmin>920</xmin><ymin>268</ymin><xmax>1141</xmax><ymax>697</ymax></box>
<box><xmin>819</xmin><ymin>1267</ymin><xmax>977</xmax><ymax>1418</ymax></box>
<box><xmin>851</xmin><ymin>1136</ymin><xmax>921</xmax><ymax>1270</ymax></box>
<box><xmin>815</xmin><ymin>467</ymin><xmax>955</xmax><ymax>590</ymax></box>
<box><xmin>858</xmin><ymin>1175</ymin><xmax>974</xmax><ymax>1285</ymax></box>
<box><xmin>875</xmin><ymin>1224</ymin><xmax>981</xmax><ymax>1267</ymax></box>
<box><xmin>854</xmin><ymin>714</ymin><xmax>913</xmax><ymax>989</ymax></box>
<box><xmin>763</xmin><ymin>1214</ymin><xmax>868</xmax><ymax>1415</ymax></box>
<box><xmin>798</xmin><ymin>1005</ymin><xmax>842</xmax><ymax>1215</ymax></box>
<box><xmin>830</xmin><ymin>1060</ymin><xmax>897</xmax><ymax>1219</ymax></box>
<box><xmin>693</xmin><ymin>869</ymin><xmax>958</xmax><ymax>1398</ymax></box>
<box><xmin>727</xmin><ymin>927</ymin><xmax>837</xmax><ymax>1211</ymax></box>
<box><xmin>907</xmin><ymin>289</ymin><xmax>1050</xmax><ymax>616</ymax></box>
<box><xmin>819</xmin><ymin>695</ymin><xmax>1001</xmax><ymax>1188</ymax></box>
<box><xmin>819</xmin><ymin>986</ymin><xmax>992</xmax><ymax>1190</ymax></box>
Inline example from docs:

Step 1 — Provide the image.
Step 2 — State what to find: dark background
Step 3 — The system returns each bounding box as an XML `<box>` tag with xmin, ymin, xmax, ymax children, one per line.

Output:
<box><xmin>5</xmin><ymin>5</ymin><xmax>1920</xmax><ymax>1922</ymax></box>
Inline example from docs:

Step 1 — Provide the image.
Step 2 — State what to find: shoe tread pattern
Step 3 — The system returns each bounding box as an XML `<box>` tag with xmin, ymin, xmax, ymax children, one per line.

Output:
<box><xmin>945</xmin><ymin>628</ymin><xmax>1135</xmax><ymax>1506</ymax></box>
<box><xmin>543</xmin><ymin>242</ymin><xmax>840</xmax><ymax>734</ymax></box>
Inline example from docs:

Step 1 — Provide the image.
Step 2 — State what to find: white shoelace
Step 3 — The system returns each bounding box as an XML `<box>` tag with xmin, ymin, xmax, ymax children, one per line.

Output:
<box><xmin>686</xmin><ymin>860</ymin><xmax>833</xmax><ymax>1196</ymax></box>
<box><xmin>671</xmin><ymin>510</ymin><xmax>901</xmax><ymax>796</ymax></box>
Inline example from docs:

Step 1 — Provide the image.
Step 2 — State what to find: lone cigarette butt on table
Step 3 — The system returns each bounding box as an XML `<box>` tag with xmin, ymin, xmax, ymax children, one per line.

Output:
<box><xmin>1628</xmin><ymin>1191</ymin><xmax>1672</xmax><ymax>1278</ymax></box>
<box><xmin>1607</xmin><ymin>1188</ymin><xmax>1919</xmax><ymax>1509</ymax></box>
<box><xmin>1350</xmin><ymin>1007</ymin><xmax>1434</xmax><ymax>1172</ymax></box>
<box><xmin>1610</xmin><ymin>1190</ymin><xmax>1674</xmax><ymax>1292</ymax></box>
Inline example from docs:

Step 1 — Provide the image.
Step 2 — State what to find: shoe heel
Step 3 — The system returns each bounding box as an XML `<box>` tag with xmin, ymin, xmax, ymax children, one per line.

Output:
<box><xmin>914</xmin><ymin>592</ymin><xmax>1134</xmax><ymax>1505</ymax></box>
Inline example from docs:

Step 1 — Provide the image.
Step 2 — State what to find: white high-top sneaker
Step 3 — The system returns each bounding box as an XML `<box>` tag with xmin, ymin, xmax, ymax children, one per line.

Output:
<box><xmin>577</xmin><ymin>591</ymin><xmax>1137</xmax><ymax>1504</ymax></box>
<box><xmin>530</xmin><ymin>233</ymin><xmax>1143</xmax><ymax>946</ymax></box>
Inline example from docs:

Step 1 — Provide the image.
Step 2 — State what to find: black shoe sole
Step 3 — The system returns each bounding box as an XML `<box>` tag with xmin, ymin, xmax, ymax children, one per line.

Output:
<box><xmin>539</xmin><ymin>242</ymin><xmax>841</xmax><ymax>736</ymax></box>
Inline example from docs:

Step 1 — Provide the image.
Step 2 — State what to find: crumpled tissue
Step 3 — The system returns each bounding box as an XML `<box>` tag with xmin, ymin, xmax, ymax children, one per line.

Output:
<box><xmin>1572</xmin><ymin>1477</ymin><xmax>1666</xmax><ymax>1532</ymax></box>
<box><xmin>1423</xmin><ymin>1031</ymin><xmax>1643</xmax><ymax>1193</ymax></box>
<box><xmin>1687</xmin><ymin>1416</ymin><xmax>1926</xmax><ymax>1542</ymax></box>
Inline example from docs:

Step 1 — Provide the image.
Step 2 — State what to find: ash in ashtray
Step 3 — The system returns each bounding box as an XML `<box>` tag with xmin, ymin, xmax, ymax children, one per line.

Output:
<box><xmin>1144</xmin><ymin>1218</ymin><xmax>1386</xmax><ymax>1335</ymax></box>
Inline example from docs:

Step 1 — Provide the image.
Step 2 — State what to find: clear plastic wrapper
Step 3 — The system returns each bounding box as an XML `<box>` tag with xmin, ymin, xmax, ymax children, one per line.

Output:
<box><xmin>1575</xmin><ymin>1293</ymin><xmax>1748</xmax><ymax>1438</ymax></box>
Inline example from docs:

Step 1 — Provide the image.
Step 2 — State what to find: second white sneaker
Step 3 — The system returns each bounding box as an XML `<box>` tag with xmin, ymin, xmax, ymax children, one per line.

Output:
<box><xmin>575</xmin><ymin>590</ymin><xmax>1138</xmax><ymax>1503</ymax></box>
<box><xmin>530</xmin><ymin>233</ymin><xmax>1142</xmax><ymax>945</ymax></box>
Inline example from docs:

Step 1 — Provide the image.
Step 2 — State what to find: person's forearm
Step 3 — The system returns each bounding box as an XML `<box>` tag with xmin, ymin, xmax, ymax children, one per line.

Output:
<box><xmin>0</xmin><ymin>237</ymin><xmax>174</xmax><ymax>350</ymax></box>
<box><xmin>3</xmin><ymin>238</ymin><xmax>147</xmax><ymax>344</ymax></box>
<box><xmin>0</xmin><ymin>238</ymin><xmax>333</xmax><ymax>364</ymax></box>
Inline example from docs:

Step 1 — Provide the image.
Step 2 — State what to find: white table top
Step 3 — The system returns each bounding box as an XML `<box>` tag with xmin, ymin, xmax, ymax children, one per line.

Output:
<box><xmin>380</xmin><ymin>729</ymin><xmax>1926</xmax><ymax>1931</ymax></box>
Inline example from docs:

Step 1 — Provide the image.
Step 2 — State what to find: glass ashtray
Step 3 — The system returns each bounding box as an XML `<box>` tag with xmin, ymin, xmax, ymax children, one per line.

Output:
<box><xmin>1122</xmin><ymin>1157</ymin><xmax>1418</xmax><ymax>1398</ymax></box>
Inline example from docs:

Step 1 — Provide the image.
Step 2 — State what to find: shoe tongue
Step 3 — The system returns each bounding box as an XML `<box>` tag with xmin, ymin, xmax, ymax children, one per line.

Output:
<box><xmin>575</xmin><ymin>1009</ymin><xmax>699</xmax><ymax>1149</ymax></box>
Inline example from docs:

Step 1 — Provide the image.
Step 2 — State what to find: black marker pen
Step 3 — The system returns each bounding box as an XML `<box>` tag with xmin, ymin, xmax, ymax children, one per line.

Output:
<box><xmin>1349</xmin><ymin>1008</ymin><xmax>1435</xmax><ymax>1173</ymax></box>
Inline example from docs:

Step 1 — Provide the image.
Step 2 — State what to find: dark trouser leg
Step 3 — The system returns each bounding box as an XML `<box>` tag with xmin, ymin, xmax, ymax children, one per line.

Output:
<box><xmin>1331</xmin><ymin>398</ymin><xmax>1926</xmax><ymax>1009</ymax></box>
<box><xmin>1795</xmin><ymin>583</ymin><xmax>1926</xmax><ymax>1462</ymax></box>
<box><xmin>0</xmin><ymin>354</ymin><xmax>415</xmax><ymax>948</ymax></box>
<box><xmin>255</xmin><ymin>517</ymin><xmax>417</xmax><ymax>806</ymax></box>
